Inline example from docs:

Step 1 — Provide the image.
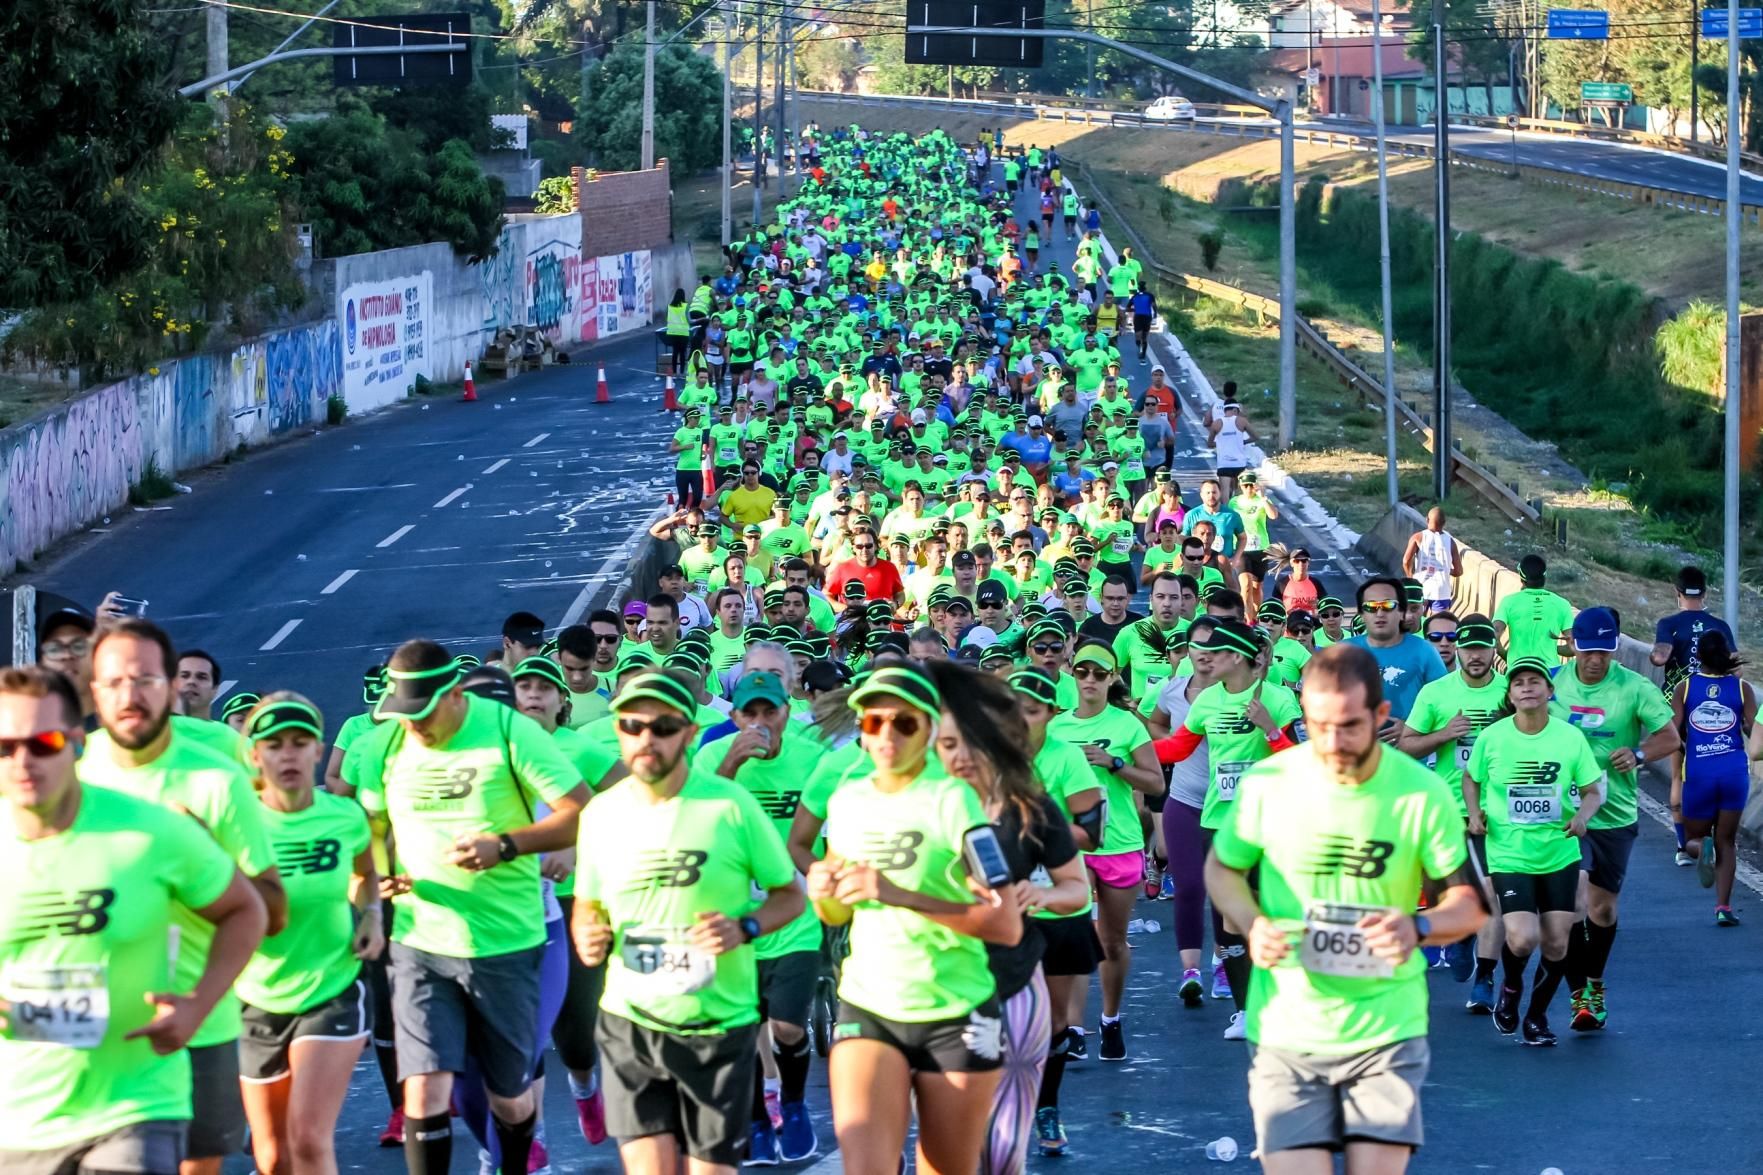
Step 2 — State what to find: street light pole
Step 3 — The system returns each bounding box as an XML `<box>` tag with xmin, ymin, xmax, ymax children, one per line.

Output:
<box><xmin>721</xmin><ymin>4</ymin><xmax>734</xmax><ymax>247</ymax></box>
<box><xmin>640</xmin><ymin>0</ymin><xmax>657</xmax><ymax>169</ymax></box>
<box><xmin>1721</xmin><ymin>0</ymin><xmax>1741</xmax><ymax>626</ymax></box>
<box><xmin>1431</xmin><ymin>21</ymin><xmax>1453</xmax><ymax>502</ymax></box>
<box><xmin>1372</xmin><ymin>0</ymin><xmax>1400</xmax><ymax>506</ymax></box>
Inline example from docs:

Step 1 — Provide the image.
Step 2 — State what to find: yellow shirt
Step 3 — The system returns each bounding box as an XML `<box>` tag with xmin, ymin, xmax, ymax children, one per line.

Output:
<box><xmin>723</xmin><ymin>484</ymin><xmax>779</xmax><ymax>526</ymax></box>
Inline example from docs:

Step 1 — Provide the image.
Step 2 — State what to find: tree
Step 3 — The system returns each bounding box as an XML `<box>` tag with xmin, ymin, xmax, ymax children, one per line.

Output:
<box><xmin>797</xmin><ymin>36</ymin><xmax>862</xmax><ymax>93</ymax></box>
<box><xmin>0</xmin><ymin>0</ymin><xmax>183</xmax><ymax>308</ymax></box>
<box><xmin>572</xmin><ymin>43</ymin><xmax>724</xmax><ymax>172</ymax></box>
<box><xmin>1405</xmin><ymin>0</ymin><xmax>1519</xmax><ymax>114</ymax></box>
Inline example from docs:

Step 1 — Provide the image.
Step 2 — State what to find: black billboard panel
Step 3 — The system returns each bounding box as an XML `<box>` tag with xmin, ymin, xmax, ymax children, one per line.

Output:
<box><xmin>332</xmin><ymin>13</ymin><xmax>473</xmax><ymax>87</ymax></box>
<box><xmin>904</xmin><ymin>2</ymin><xmax>1045</xmax><ymax>68</ymax></box>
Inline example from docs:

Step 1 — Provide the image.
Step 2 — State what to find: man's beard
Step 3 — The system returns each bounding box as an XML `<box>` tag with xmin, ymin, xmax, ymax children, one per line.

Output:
<box><xmin>632</xmin><ymin>746</ymin><xmax>685</xmax><ymax>784</ymax></box>
<box><xmin>108</xmin><ymin>705</ymin><xmax>170</xmax><ymax>751</ymax></box>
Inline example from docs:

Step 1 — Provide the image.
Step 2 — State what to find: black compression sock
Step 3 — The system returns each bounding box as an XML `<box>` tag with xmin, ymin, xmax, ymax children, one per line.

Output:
<box><xmin>1222</xmin><ymin>947</ymin><xmax>1253</xmax><ymax>1015</ymax></box>
<box><xmin>1500</xmin><ymin>944</ymin><xmax>1530</xmax><ymax>993</ymax></box>
<box><xmin>774</xmin><ymin>1033</ymin><xmax>812</xmax><ymax>1104</ymax></box>
<box><xmin>1585</xmin><ymin>919</ymin><xmax>1618</xmax><ymax>982</ymax></box>
<box><xmin>493</xmin><ymin>1109</ymin><xmax>536</xmax><ymax>1175</ymax></box>
<box><xmin>1562</xmin><ymin>920</ymin><xmax>1590</xmax><ymax>994</ymax></box>
<box><xmin>1474</xmin><ymin>956</ymin><xmax>1497</xmax><ymax>983</ymax></box>
<box><xmin>374</xmin><ymin>1041</ymin><xmax>401</xmax><ymax>1105</ymax></box>
<box><xmin>1037</xmin><ymin>1037</ymin><xmax>1069</xmax><ymax>1109</ymax></box>
<box><xmin>1528</xmin><ymin>956</ymin><xmax>1568</xmax><ymax>1022</ymax></box>
<box><xmin>402</xmin><ymin>1112</ymin><xmax>452</xmax><ymax>1175</ymax></box>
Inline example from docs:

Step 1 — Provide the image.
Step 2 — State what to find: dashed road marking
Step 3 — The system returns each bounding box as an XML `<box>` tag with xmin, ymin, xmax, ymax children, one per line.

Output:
<box><xmin>321</xmin><ymin>569</ymin><xmax>359</xmax><ymax>595</ymax></box>
<box><xmin>481</xmin><ymin>458</ymin><xmax>510</xmax><ymax>475</ymax></box>
<box><xmin>377</xmin><ymin>525</ymin><xmax>415</xmax><ymax>549</ymax></box>
<box><xmin>259</xmin><ymin>619</ymin><xmax>302</xmax><ymax>651</ymax></box>
<box><xmin>433</xmin><ymin>485</ymin><xmax>472</xmax><ymax>509</ymax></box>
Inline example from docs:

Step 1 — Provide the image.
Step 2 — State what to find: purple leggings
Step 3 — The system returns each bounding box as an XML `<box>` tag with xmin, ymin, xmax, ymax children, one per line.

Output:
<box><xmin>1162</xmin><ymin>800</ymin><xmax>1209</xmax><ymax>952</ymax></box>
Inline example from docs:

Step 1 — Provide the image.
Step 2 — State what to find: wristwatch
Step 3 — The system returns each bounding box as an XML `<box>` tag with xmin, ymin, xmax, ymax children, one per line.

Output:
<box><xmin>739</xmin><ymin>915</ymin><xmax>764</xmax><ymax>943</ymax></box>
<box><xmin>497</xmin><ymin>834</ymin><xmax>520</xmax><ymax>863</ymax></box>
<box><xmin>1109</xmin><ymin>755</ymin><xmax>1126</xmax><ymax>773</ymax></box>
<box><xmin>1412</xmin><ymin>913</ymin><xmax>1432</xmax><ymax>943</ymax></box>
<box><xmin>1632</xmin><ymin>746</ymin><xmax>1647</xmax><ymax>765</ymax></box>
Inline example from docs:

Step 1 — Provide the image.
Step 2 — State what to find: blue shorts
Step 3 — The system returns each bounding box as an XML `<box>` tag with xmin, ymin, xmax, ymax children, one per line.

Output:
<box><xmin>1682</xmin><ymin>769</ymin><xmax>1750</xmax><ymax>822</ymax></box>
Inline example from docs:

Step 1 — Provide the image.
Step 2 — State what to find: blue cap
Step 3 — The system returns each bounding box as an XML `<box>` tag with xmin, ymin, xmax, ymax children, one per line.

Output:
<box><xmin>1570</xmin><ymin>606</ymin><xmax>1620</xmax><ymax>653</ymax></box>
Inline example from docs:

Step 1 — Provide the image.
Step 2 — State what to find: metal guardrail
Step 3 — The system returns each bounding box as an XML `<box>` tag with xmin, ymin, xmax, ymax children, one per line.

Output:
<box><xmin>798</xmin><ymin>90</ymin><xmax>1763</xmax><ymax>224</ymax></box>
<box><xmin>1451</xmin><ymin>112</ymin><xmax>1763</xmax><ymax>173</ymax></box>
<box><xmin>1064</xmin><ymin>160</ymin><xmax>1539</xmax><ymax>527</ymax></box>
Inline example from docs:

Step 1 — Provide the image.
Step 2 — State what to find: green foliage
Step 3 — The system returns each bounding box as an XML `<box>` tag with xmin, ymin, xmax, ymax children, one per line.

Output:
<box><xmin>369</xmin><ymin>84</ymin><xmax>499</xmax><ymax>154</ymax></box>
<box><xmin>282</xmin><ymin>98</ymin><xmax>506</xmax><ymax>260</ymax></box>
<box><xmin>535</xmin><ymin>176</ymin><xmax>576</xmax><ymax>214</ymax></box>
<box><xmin>129</xmin><ymin>457</ymin><xmax>175</xmax><ymax>505</ymax></box>
<box><xmin>531</xmin><ymin>137</ymin><xmax>578</xmax><ymax>180</ymax></box>
<box><xmin>1655</xmin><ymin>301</ymin><xmax>1725</xmax><ymax>397</ymax></box>
<box><xmin>2</xmin><ymin>102</ymin><xmax>304</xmax><ymax>380</ymax></box>
<box><xmin>1197</xmin><ymin>229</ymin><xmax>1225</xmax><ymax>271</ymax></box>
<box><xmin>1158</xmin><ymin>187</ymin><xmax>1179</xmax><ymax>227</ymax></box>
<box><xmin>0</xmin><ymin>0</ymin><xmax>183</xmax><ymax>308</ymax></box>
<box><xmin>327</xmin><ymin>394</ymin><xmax>348</xmax><ymax>426</ymax></box>
<box><xmin>573</xmin><ymin>43</ymin><xmax>724</xmax><ymax>173</ymax></box>
<box><xmin>797</xmin><ymin>38</ymin><xmax>862</xmax><ymax>93</ymax></box>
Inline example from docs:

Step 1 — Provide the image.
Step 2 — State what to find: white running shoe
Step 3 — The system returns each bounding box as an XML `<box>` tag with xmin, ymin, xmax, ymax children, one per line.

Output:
<box><xmin>1224</xmin><ymin>1011</ymin><xmax>1247</xmax><ymax>1041</ymax></box>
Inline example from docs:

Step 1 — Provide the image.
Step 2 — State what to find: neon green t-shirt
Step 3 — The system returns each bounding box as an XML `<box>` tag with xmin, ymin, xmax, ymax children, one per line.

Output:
<box><xmin>673</xmin><ymin>426</ymin><xmax>703</xmax><ymax>472</ymax></box>
<box><xmin>1211</xmin><ymin>743</ymin><xmax>1466</xmax><ymax>1054</ymax></box>
<box><xmin>1182</xmin><ymin>680</ymin><xmax>1303</xmax><ymax>829</ymax></box>
<box><xmin>825</xmin><ymin>765</ymin><xmax>996</xmax><ymax>1021</ymax></box>
<box><xmin>79</xmin><ymin>731</ymin><xmax>275</xmax><ymax>1048</ymax></box>
<box><xmin>695</xmin><ymin>732</ymin><xmax>826</xmax><ymax>958</ymax></box>
<box><xmin>800</xmin><ymin>737</ymin><xmax>869</xmax><ymax>821</ymax></box>
<box><xmin>1548</xmin><ymin>663</ymin><xmax>1674</xmax><ymax>829</ymax></box>
<box><xmin>1031</xmin><ymin>736</ymin><xmax>1099</xmax><ymax>920</ymax></box>
<box><xmin>0</xmin><ymin>787</ymin><xmax>236</xmax><ymax>1148</ymax></box>
<box><xmin>1465</xmin><ymin>716</ymin><xmax>1605</xmax><ymax>874</ymax></box>
<box><xmin>577</xmin><ymin>772</ymin><xmax>797</xmax><ymax>1034</ymax></box>
<box><xmin>352</xmin><ymin>697</ymin><xmax>583</xmax><ymax>957</ymax></box>
<box><xmin>171</xmin><ymin>713</ymin><xmax>245</xmax><ymax>766</ymax></box>
<box><xmin>1494</xmin><ymin>588</ymin><xmax>1575</xmax><ymax>666</ymax></box>
<box><xmin>1405</xmin><ymin>670</ymin><xmax>1509</xmax><ymax>817</ymax></box>
<box><xmin>237</xmin><ymin>792</ymin><xmax>370</xmax><ymax>1014</ymax></box>
<box><xmin>1046</xmin><ymin>705</ymin><xmax>1151</xmax><ymax>855</ymax></box>
<box><xmin>333</xmin><ymin>711</ymin><xmax>381</xmax><ymax>754</ymax></box>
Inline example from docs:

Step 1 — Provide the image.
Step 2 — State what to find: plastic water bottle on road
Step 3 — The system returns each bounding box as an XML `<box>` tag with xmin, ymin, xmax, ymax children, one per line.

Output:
<box><xmin>1205</xmin><ymin>1136</ymin><xmax>1238</xmax><ymax>1161</ymax></box>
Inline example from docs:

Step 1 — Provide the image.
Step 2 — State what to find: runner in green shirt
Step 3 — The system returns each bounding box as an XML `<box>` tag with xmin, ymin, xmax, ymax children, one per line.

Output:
<box><xmin>83</xmin><ymin>621</ymin><xmax>287</xmax><ymax>1169</ymax></box>
<box><xmin>1492</xmin><ymin>554</ymin><xmax>1575</xmax><ymax>666</ymax></box>
<box><xmin>1547</xmin><ymin>606</ymin><xmax>1679</xmax><ymax>1031</ymax></box>
<box><xmin>695</xmin><ymin>670</ymin><xmax>827</xmax><ymax>1162</ymax></box>
<box><xmin>0</xmin><ymin>665</ymin><xmax>265</xmax><ymax>1173</ymax></box>
<box><xmin>1464</xmin><ymin>657</ymin><xmax>1605</xmax><ymax>1046</ymax></box>
<box><xmin>1205</xmin><ymin>642</ymin><xmax>1486</xmax><ymax>1164</ymax></box>
<box><xmin>323</xmin><ymin>665</ymin><xmax>385</xmax><ymax>794</ymax></box>
<box><xmin>236</xmin><ymin>693</ymin><xmax>381</xmax><ymax>1175</ymax></box>
<box><xmin>573</xmin><ymin>669</ymin><xmax>803</xmax><ymax>1170</ymax></box>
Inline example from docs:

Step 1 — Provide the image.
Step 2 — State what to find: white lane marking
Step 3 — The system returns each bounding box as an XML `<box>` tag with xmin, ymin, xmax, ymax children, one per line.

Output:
<box><xmin>321</xmin><ymin>569</ymin><xmax>359</xmax><ymax>595</ymax></box>
<box><xmin>317</xmin><ymin>484</ymin><xmax>416</xmax><ymax>493</ymax></box>
<box><xmin>432</xmin><ymin>485</ymin><xmax>472</xmax><ymax>509</ymax></box>
<box><xmin>522</xmin><ymin>432</ymin><xmax>551</xmax><ymax>448</ymax></box>
<box><xmin>559</xmin><ymin>503</ymin><xmax>671</xmax><ymax>629</ymax></box>
<box><xmin>215</xmin><ymin>679</ymin><xmax>237</xmax><ymax>699</ymax></box>
<box><xmin>259</xmin><ymin>619</ymin><xmax>302</xmax><ymax>651</ymax></box>
<box><xmin>1637</xmin><ymin>790</ymin><xmax>1763</xmax><ymax>898</ymax></box>
<box><xmin>376</xmin><ymin>525</ymin><xmax>415</xmax><ymax>548</ymax></box>
<box><xmin>481</xmin><ymin>458</ymin><xmax>510</xmax><ymax>475</ymax></box>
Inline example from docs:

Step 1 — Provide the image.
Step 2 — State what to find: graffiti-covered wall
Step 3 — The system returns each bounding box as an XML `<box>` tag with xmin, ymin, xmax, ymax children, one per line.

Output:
<box><xmin>478</xmin><ymin>216</ymin><xmax>655</xmax><ymax>349</ymax></box>
<box><xmin>0</xmin><ymin>320</ymin><xmax>340</xmax><ymax>575</ymax></box>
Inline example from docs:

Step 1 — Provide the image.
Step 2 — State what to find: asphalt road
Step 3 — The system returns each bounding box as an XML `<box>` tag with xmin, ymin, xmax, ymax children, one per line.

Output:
<box><xmin>23</xmin><ymin>166</ymin><xmax>1761</xmax><ymax>1173</ymax></box>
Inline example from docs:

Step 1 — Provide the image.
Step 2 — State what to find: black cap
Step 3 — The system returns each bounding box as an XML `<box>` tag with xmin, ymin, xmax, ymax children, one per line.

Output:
<box><xmin>38</xmin><ymin>606</ymin><xmax>95</xmax><ymax>640</ymax></box>
<box><xmin>502</xmin><ymin>611</ymin><xmax>546</xmax><ymax>646</ymax></box>
<box><xmin>951</xmin><ymin>550</ymin><xmax>977</xmax><ymax>568</ymax></box>
<box><xmin>1519</xmin><ymin>553</ymin><xmax>1547</xmax><ymax>585</ymax></box>
<box><xmin>975</xmin><ymin>581</ymin><xmax>1008</xmax><ymax>607</ymax></box>
<box><xmin>1676</xmin><ymin>565</ymin><xmax>1707</xmax><ymax>597</ymax></box>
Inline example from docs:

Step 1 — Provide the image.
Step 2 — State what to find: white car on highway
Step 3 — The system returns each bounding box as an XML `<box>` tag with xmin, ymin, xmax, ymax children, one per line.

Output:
<box><xmin>1144</xmin><ymin>95</ymin><xmax>1197</xmax><ymax>121</ymax></box>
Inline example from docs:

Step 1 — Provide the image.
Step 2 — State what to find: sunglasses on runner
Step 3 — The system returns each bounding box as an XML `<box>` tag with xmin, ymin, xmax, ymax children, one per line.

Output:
<box><xmin>1360</xmin><ymin>599</ymin><xmax>1400</xmax><ymax>613</ymax></box>
<box><xmin>615</xmin><ymin>715</ymin><xmax>692</xmax><ymax>739</ymax></box>
<box><xmin>0</xmin><ymin>730</ymin><xmax>71</xmax><ymax>758</ymax></box>
<box><xmin>1031</xmin><ymin>642</ymin><xmax>1065</xmax><ymax>655</ymax></box>
<box><xmin>1072</xmin><ymin>665</ymin><xmax>1111</xmax><ymax>681</ymax></box>
<box><xmin>1426</xmin><ymin>631</ymin><xmax>1460</xmax><ymax>643</ymax></box>
<box><xmin>859</xmin><ymin>712</ymin><xmax>923</xmax><ymax>737</ymax></box>
<box><xmin>594</xmin><ymin>633</ymin><xmax>622</xmax><ymax>645</ymax></box>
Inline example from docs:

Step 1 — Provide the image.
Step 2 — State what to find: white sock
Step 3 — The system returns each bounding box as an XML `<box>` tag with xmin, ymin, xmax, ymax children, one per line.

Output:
<box><xmin>764</xmin><ymin>1077</ymin><xmax>781</xmax><ymax>1096</ymax></box>
<box><xmin>567</xmin><ymin>1072</ymin><xmax>598</xmax><ymax>1100</ymax></box>
<box><xmin>1100</xmin><ymin>1014</ymin><xmax>1120</xmax><ymax>1026</ymax></box>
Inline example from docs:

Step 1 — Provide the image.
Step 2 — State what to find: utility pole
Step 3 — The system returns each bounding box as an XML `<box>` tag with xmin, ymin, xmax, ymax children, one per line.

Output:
<box><xmin>1721</xmin><ymin>0</ymin><xmax>1741</xmax><ymax>626</ymax></box>
<box><xmin>1087</xmin><ymin>0</ymin><xmax>1096</xmax><ymax>99</ymax></box>
<box><xmin>752</xmin><ymin>6</ymin><xmax>765</xmax><ymax>225</ymax></box>
<box><xmin>641</xmin><ymin>0</ymin><xmax>657</xmax><ymax>168</ymax></box>
<box><xmin>205</xmin><ymin>0</ymin><xmax>229</xmax><ymax>119</ymax></box>
<box><xmin>788</xmin><ymin>22</ymin><xmax>800</xmax><ymax>153</ymax></box>
<box><xmin>1431</xmin><ymin>20</ymin><xmax>1453</xmax><ymax>501</ymax></box>
<box><xmin>1372</xmin><ymin>0</ymin><xmax>1400</xmax><ymax>507</ymax></box>
<box><xmin>721</xmin><ymin>3</ymin><xmax>734</xmax><ymax>247</ymax></box>
<box><xmin>1691</xmin><ymin>0</ymin><xmax>1701</xmax><ymax>142</ymax></box>
<box><xmin>774</xmin><ymin>0</ymin><xmax>787</xmax><ymax>188</ymax></box>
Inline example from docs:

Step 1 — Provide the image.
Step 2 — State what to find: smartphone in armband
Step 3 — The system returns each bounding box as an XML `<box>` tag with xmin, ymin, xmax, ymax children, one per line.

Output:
<box><xmin>962</xmin><ymin>825</ymin><xmax>1014</xmax><ymax>890</ymax></box>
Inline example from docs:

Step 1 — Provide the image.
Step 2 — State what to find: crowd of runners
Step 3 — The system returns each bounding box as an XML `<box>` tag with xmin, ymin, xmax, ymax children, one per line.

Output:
<box><xmin>3</xmin><ymin>124</ymin><xmax>1756</xmax><ymax>1175</ymax></box>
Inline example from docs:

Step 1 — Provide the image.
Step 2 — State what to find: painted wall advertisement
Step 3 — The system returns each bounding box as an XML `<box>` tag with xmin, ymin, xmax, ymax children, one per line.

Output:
<box><xmin>588</xmin><ymin>250</ymin><xmax>652</xmax><ymax>341</ymax></box>
<box><xmin>339</xmin><ymin>271</ymin><xmax>433</xmax><ymax>410</ymax></box>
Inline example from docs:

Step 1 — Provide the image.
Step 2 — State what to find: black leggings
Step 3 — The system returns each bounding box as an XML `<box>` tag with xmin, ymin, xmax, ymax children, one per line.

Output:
<box><xmin>553</xmin><ymin>895</ymin><xmax>608</xmax><ymax>1073</ymax></box>
<box><xmin>669</xmin><ymin>335</ymin><xmax>689</xmax><ymax>373</ymax></box>
<box><xmin>675</xmin><ymin>469</ymin><xmax>703</xmax><ymax>508</ymax></box>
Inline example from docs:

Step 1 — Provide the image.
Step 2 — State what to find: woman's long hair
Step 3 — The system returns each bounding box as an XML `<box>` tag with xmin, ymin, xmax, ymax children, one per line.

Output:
<box><xmin>924</xmin><ymin>660</ymin><xmax>1045</xmax><ymax>841</ymax></box>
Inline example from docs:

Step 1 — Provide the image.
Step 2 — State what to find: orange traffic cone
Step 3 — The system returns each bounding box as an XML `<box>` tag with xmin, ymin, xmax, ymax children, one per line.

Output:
<box><xmin>662</xmin><ymin>376</ymin><xmax>678</xmax><ymax>413</ymax></box>
<box><xmin>700</xmin><ymin>446</ymin><xmax>715</xmax><ymax>499</ymax></box>
<box><xmin>461</xmin><ymin>360</ymin><xmax>478</xmax><ymax>402</ymax></box>
<box><xmin>595</xmin><ymin>366</ymin><xmax>611</xmax><ymax>404</ymax></box>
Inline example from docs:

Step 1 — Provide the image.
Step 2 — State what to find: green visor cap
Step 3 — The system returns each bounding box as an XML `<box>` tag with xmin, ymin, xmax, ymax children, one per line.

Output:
<box><xmin>219</xmin><ymin>692</ymin><xmax>261</xmax><ymax>723</ymax></box>
<box><xmin>1193</xmin><ymin>619</ymin><xmax>1261</xmax><ymax>659</ymax></box>
<box><xmin>374</xmin><ymin>660</ymin><xmax>464</xmax><ymax>721</ymax></box>
<box><xmin>245</xmin><ymin>699</ymin><xmax>324</xmax><ymax>743</ymax></box>
<box><xmin>610</xmin><ymin>669</ymin><xmax>699</xmax><ymax>716</ymax></box>
<box><xmin>1071</xmin><ymin>643</ymin><xmax>1118</xmax><ymax>672</ymax></box>
<box><xmin>848</xmin><ymin>664</ymin><xmax>941</xmax><ymax>716</ymax></box>
<box><xmin>511</xmin><ymin>656</ymin><xmax>569</xmax><ymax>693</ymax></box>
<box><xmin>1008</xmin><ymin>667</ymin><xmax>1060</xmax><ymax>706</ymax></box>
<box><xmin>1455</xmin><ymin>619</ymin><xmax>1498</xmax><ymax>648</ymax></box>
<box><xmin>1506</xmin><ymin>656</ymin><xmax>1555</xmax><ymax>683</ymax></box>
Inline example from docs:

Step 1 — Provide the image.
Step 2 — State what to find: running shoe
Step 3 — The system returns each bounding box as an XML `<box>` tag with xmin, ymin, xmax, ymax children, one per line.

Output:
<box><xmin>379</xmin><ymin>1108</ymin><xmax>405</xmax><ymax>1148</ymax></box>
<box><xmin>1492</xmin><ymin>985</ymin><xmax>1522</xmax><ymax>1036</ymax></box>
<box><xmin>1143</xmin><ymin>860</ymin><xmax>1161</xmax><ymax>900</ymax></box>
<box><xmin>1211</xmin><ymin>962</ymin><xmax>1232</xmax><ymax>1000</ymax></box>
<box><xmin>1066</xmin><ymin>1027</ymin><xmax>1088</xmax><ymax>1061</ymax></box>
<box><xmin>1178</xmin><ymin>967</ymin><xmax>1205</xmax><ymax>1007</ymax></box>
<box><xmin>1466</xmin><ymin>976</ymin><xmax>1495</xmax><ymax>1015</ymax></box>
<box><xmin>575</xmin><ymin>1092</ymin><xmax>607</xmax><ymax>1146</ymax></box>
<box><xmin>1716</xmin><ymin>905</ymin><xmax>1741</xmax><ymax>927</ymax></box>
<box><xmin>746</xmin><ymin>1120</ymin><xmax>781</xmax><ymax>1166</ymax></box>
<box><xmin>764</xmin><ymin>1088</ymin><xmax>783</xmax><ymax>1131</ymax></box>
<box><xmin>1036</xmin><ymin>1106</ymin><xmax>1069</xmax><ymax>1156</ymax></box>
<box><xmin>778</xmin><ymin>1102</ymin><xmax>818</xmax><ymax>1162</ymax></box>
<box><xmin>1447</xmin><ymin>941</ymin><xmax>1475</xmax><ymax>983</ymax></box>
<box><xmin>1422</xmin><ymin>946</ymin><xmax>1445</xmax><ymax>969</ymax></box>
<box><xmin>528</xmin><ymin>1137</ymin><xmax>551</xmax><ymax>1175</ymax></box>
<box><xmin>1698</xmin><ymin>841</ymin><xmax>1717</xmax><ymax>889</ymax></box>
<box><xmin>1520</xmin><ymin>1016</ymin><xmax>1558</xmax><ymax>1047</ymax></box>
<box><xmin>1570</xmin><ymin>982</ymin><xmax>1607</xmax><ymax>1032</ymax></box>
<box><xmin>1675</xmin><ymin>848</ymin><xmax>1695</xmax><ymax>867</ymax></box>
<box><xmin>1159</xmin><ymin>872</ymin><xmax>1175</xmax><ymax>901</ymax></box>
<box><xmin>1099</xmin><ymin>1018</ymin><xmax>1127</xmax><ymax>1062</ymax></box>
<box><xmin>1223</xmin><ymin>1011</ymin><xmax>1247</xmax><ymax>1041</ymax></box>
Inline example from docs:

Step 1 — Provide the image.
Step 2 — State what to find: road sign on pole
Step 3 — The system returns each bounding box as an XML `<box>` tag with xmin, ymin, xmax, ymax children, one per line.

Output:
<box><xmin>904</xmin><ymin>2</ymin><xmax>1045</xmax><ymax>67</ymax></box>
<box><xmin>1701</xmin><ymin>7</ymin><xmax>1762</xmax><ymax>36</ymax></box>
<box><xmin>1579</xmin><ymin>81</ymin><xmax>1634</xmax><ymax>102</ymax></box>
<box><xmin>331</xmin><ymin>12</ymin><xmax>472</xmax><ymax>86</ymax></box>
<box><xmin>1547</xmin><ymin>9</ymin><xmax>1610</xmax><ymax>38</ymax></box>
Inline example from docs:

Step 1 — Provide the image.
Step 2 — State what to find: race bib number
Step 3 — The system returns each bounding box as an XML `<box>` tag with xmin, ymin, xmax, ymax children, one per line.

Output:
<box><xmin>1507</xmin><ymin>784</ymin><xmax>1560</xmax><ymax>826</ymax></box>
<box><xmin>2</xmin><ymin>965</ymin><xmax>109</xmax><ymax>1048</ymax></box>
<box><xmin>1454</xmin><ymin>741</ymin><xmax>1473</xmax><ymax>770</ymax></box>
<box><xmin>620</xmin><ymin>932</ymin><xmax>715</xmax><ymax>997</ymax></box>
<box><xmin>1028</xmin><ymin>864</ymin><xmax>1054</xmax><ymax>889</ymax></box>
<box><xmin>1112</xmin><ymin>534</ymin><xmax>1134</xmax><ymax>557</ymax></box>
<box><xmin>1299</xmin><ymin>904</ymin><xmax>1395</xmax><ymax>980</ymax></box>
<box><xmin>1215</xmin><ymin>760</ymin><xmax>1252</xmax><ymax>802</ymax></box>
